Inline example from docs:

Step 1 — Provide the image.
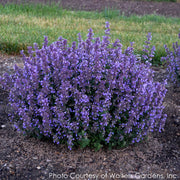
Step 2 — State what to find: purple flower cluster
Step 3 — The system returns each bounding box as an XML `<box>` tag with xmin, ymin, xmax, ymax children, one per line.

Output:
<box><xmin>162</xmin><ymin>34</ymin><xmax>180</xmax><ymax>87</ymax></box>
<box><xmin>0</xmin><ymin>22</ymin><xmax>167</xmax><ymax>150</ymax></box>
<box><xmin>142</xmin><ymin>33</ymin><xmax>156</xmax><ymax>62</ymax></box>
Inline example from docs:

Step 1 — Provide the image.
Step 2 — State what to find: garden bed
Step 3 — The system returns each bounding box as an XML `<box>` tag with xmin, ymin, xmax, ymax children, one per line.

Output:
<box><xmin>0</xmin><ymin>53</ymin><xmax>179</xmax><ymax>179</ymax></box>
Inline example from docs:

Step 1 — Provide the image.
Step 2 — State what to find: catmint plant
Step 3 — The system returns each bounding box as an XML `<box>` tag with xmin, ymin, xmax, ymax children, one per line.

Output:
<box><xmin>0</xmin><ymin>22</ymin><xmax>167</xmax><ymax>150</ymax></box>
<box><xmin>162</xmin><ymin>33</ymin><xmax>180</xmax><ymax>87</ymax></box>
<box><xmin>142</xmin><ymin>32</ymin><xmax>156</xmax><ymax>63</ymax></box>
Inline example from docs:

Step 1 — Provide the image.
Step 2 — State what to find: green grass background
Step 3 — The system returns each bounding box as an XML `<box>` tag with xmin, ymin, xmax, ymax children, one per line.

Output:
<box><xmin>0</xmin><ymin>3</ymin><xmax>179</xmax><ymax>64</ymax></box>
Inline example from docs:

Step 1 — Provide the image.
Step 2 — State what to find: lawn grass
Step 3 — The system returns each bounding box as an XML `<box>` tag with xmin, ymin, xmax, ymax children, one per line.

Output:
<box><xmin>0</xmin><ymin>3</ymin><xmax>179</xmax><ymax>64</ymax></box>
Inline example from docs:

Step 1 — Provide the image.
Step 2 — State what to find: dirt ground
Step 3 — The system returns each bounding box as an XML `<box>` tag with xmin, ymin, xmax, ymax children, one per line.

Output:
<box><xmin>2</xmin><ymin>0</ymin><xmax>180</xmax><ymax>17</ymax></box>
<box><xmin>60</xmin><ymin>0</ymin><xmax>180</xmax><ymax>17</ymax></box>
<box><xmin>0</xmin><ymin>1</ymin><xmax>180</xmax><ymax>179</ymax></box>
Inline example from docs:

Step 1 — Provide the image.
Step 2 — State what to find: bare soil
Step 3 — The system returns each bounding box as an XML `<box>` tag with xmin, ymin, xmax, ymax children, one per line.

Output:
<box><xmin>2</xmin><ymin>0</ymin><xmax>180</xmax><ymax>17</ymax></box>
<box><xmin>0</xmin><ymin>1</ymin><xmax>180</xmax><ymax>179</ymax></box>
<box><xmin>59</xmin><ymin>0</ymin><xmax>180</xmax><ymax>17</ymax></box>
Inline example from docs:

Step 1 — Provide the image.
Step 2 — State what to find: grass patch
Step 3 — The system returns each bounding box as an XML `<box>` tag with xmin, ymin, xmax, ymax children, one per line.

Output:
<box><xmin>0</xmin><ymin>3</ymin><xmax>179</xmax><ymax>64</ymax></box>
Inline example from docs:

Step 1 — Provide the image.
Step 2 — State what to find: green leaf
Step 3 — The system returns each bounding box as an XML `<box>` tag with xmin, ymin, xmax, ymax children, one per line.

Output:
<box><xmin>79</xmin><ymin>138</ymin><xmax>90</xmax><ymax>149</ymax></box>
<box><xmin>94</xmin><ymin>142</ymin><xmax>103</xmax><ymax>151</ymax></box>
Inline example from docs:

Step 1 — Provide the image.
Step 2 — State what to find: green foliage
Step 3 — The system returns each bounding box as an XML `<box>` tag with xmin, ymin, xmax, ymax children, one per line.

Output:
<box><xmin>79</xmin><ymin>138</ymin><xmax>90</xmax><ymax>149</ymax></box>
<box><xmin>103</xmin><ymin>7</ymin><xmax>120</xmax><ymax>19</ymax></box>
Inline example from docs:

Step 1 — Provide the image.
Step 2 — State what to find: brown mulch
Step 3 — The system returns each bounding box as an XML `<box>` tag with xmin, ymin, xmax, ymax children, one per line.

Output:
<box><xmin>0</xmin><ymin>1</ymin><xmax>180</xmax><ymax>179</ymax></box>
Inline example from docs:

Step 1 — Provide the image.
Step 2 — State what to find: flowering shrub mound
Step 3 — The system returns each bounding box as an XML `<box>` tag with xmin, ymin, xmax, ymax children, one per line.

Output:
<box><xmin>162</xmin><ymin>33</ymin><xmax>180</xmax><ymax>87</ymax></box>
<box><xmin>0</xmin><ymin>23</ymin><xmax>167</xmax><ymax>150</ymax></box>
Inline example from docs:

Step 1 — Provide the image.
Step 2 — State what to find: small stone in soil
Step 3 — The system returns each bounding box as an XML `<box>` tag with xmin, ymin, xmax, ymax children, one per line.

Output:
<box><xmin>33</xmin><ymin>157</ymin><xmax>38</xmax><ymax>160</ymax></box>
<box><xmin>37</xmin><ymin>166</ymin><xmax>41</xmax><ymax>170</ymax></box>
